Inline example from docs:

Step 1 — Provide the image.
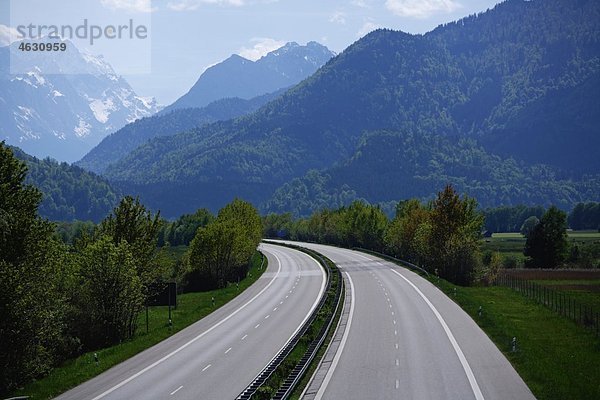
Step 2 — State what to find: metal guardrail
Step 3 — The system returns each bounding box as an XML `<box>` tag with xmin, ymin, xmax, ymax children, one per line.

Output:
<box><xmin>272</xmin><ymin>253</ymin><xmax>343</xmax><ymax>400</ymax></box>
<box><xmin>236</xmin><ymin>246</ymin><xmax>337</xmax><ymax>400</ymax></box>
<box><xmin>353</xmin><ymin>248</ymin><xmax>430</xmax><ymax>277</ymax></box>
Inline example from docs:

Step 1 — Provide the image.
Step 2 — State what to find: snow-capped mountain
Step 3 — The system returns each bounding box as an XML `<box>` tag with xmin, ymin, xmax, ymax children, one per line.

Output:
<box><xmin>0</xmin><ymin>41</ymin><xmax>159</xmax><ymax>162</ymax></box>
<box><xmin>164</xmin><ymin>41</ymin><xmax>335</xmax><ymax>112</ymax></box>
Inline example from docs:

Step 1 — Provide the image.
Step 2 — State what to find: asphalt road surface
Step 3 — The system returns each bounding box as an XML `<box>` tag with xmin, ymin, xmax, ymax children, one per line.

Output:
<box><xmin>287</xmin><ymin>242</ymin><xmax>536</xmax><ymax>400</ymax></box>
<box><xmin>56</xmin><ymin>243</ymin><xmax>325</xmax><ymax>400</ymax></box>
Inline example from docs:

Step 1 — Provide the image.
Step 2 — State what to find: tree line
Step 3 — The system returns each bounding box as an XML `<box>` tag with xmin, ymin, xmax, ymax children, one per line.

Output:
<box><xmin>264</xmin><ymin>185</ymin><xmax>485</xmax><ymax>285</ymax></box>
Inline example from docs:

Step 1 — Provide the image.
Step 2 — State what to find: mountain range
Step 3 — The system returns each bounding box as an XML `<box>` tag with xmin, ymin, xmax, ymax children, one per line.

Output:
<box><xmin>96</xmin><ymin>0</ymin><xmax>600</xmax><ymax>218</ymax></box>
<box><xmin>76</xmin><ymin>89</ymin><xmax>287</xmax><ymax>174</ymax></box>
<box><xmin>0</xmin><ymin>41</ymin><xmax>159</xmax><ymax>162</ymax></box>
<box><xmin>164</xmin><ymin>41</ymin><xmax>335</xmax><ymax>112</ymax></box>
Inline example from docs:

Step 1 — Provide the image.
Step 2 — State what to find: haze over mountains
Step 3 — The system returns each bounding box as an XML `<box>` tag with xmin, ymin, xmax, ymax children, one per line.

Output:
<box><xmin>164</xmin><ymin>42</ymin><xmax>335</xmax><ymax>112</ymax></box>
<box><xmin>0</xmin><ymin>41</ymin><xmax>160</xmax><ymax>162</ymax></box>
<box><xmin>98</xmin><ymin>0</ymin><xmax>600</xmax><ymax>218</ymax></box>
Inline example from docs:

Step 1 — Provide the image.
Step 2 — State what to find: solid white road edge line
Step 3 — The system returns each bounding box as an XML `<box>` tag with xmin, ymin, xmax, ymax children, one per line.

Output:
<box><xmin>243</xmin><ymin>246</ymin><xmax>327</xmax><ymax>396</ymax></box>
<box><xmin>314</xmin><ymin>272</ymin><xmax>356</xmax><ymax>400</ymax></box>
<box><xmin>389</xmin><ymin>268</ymin><xmax>485</xmax><ymax>400</ymax></box>
<box><xmin>89</xmin><ymin>249</ymin><xmax>284</xmax><ymax>400</ymax></box>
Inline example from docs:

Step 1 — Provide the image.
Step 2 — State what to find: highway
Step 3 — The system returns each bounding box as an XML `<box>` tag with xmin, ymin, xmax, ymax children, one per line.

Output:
<box><xmin>56</xmin><ymin>243</ymin><xmax>326</xmax><ymax>400</ymax></box>
<box><xmin>290</xmin><ymin>242</ymin><xmax>536</xmax><ymax>400</ymax></box>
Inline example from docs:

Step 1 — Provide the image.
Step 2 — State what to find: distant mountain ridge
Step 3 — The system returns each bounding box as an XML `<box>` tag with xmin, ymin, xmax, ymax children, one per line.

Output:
<box><xmin>76</xmin><ymin>88</ymin><xmax>287</xmax><ymax>174</ymax></box>
<box><xmin>164</xmin><ymin>41</ymin><xmax>335</xmax><ymax>112</ymax></box>
<box><xmin>0</xmin><ymin>41</ymin><xmax>159</xmax><ymax>163</ymax></box>
<box><xmin>103</xmin><ymin>0</ymin><xmax>600</xmax><ymax>217</ymax></box>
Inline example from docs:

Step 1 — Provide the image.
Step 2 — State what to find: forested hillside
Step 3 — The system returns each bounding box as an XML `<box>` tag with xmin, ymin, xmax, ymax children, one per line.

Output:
<box><xmin>76</xmin><ymin>89</ymin><xmax>286</xmax><ymax>174</ymax></box>
<box><xmin>266</xmin><ymin>131</ymin><xmax>600</xmax><ymax>216</ymax></box>
<box><xmin>10</xmin><ymin>146</ymin><xmax>120</xmax><ymax>222</ymax></box>
<box><xmin>103</xmin><ymin>0</ymin><xmax>600</xmax><ymax>217</ymax></box>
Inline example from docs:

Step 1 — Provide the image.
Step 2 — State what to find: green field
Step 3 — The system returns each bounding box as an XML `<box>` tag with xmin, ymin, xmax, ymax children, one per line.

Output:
<box><xmin>481</xmin><ymin>231</ymin><xmax>600</xmax><ymax>268</ymax></box>
<box><xmin>11</xmin><ymin>252</ymin><xmax>266</xmax><ymax>400</ymax></box>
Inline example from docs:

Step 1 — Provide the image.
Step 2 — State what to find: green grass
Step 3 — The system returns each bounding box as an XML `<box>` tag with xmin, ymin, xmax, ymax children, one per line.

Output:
<box><xmin>11</xmin><ymin>252</ymin><xmax>267</xmax><ymax>400</ymax></box>
<box><xmin>433</xmin><ymin>279</ymin><xmax>600</xmax><ymax>400</ymax></box>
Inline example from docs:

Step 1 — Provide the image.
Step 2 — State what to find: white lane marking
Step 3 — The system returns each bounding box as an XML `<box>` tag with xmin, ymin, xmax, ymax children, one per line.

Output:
<box><xmin>202</xmin><ymin>364</ymin><xmax>211</xmax><ymax>372</ymax></box>
<box><xmin>170</xmin><ymin>386</ymin><xmax>183</xmax><ymax>396</ymax></box>
<box><xmin>394</xmin><ymin>330</ymin><xmax>397</xmax><ymax>336</ymax></box>
<box><xmin>389</xmin><ymin>304</ymin><xmax>392</xmax><ymax>308</ymax></box>
<box><xmin>261</xmin><ymin>249</ymin><xmax>327</xmax><ymax>397</ymax></box>
<box><xmin>225</xmin><ymin>347</ymin><xmax>232</xmax><ymax>354</ymax></box>
<box><xmin>265</xmin><ymin>315</ymin><xmax>270</xmax><ymax>319</ymax></box>
<box><xmin>396</xmin><ymin>343</ymin><xmax>399</xmax><ymax>349</ymax></box>
<box><xmin>280</xmin><ymin>301</ymin><xmax>284</xmax><ymax>305</ymax></box>
<box><xmin>286</xmin><ymin>295</ymin><xmax>289</xmax><ymax>298</ymax></box>
<box><xmin>393</xmin><ymin>320</ymin><xmax>396</xmax><ymax>325</ymax></box>
<box><xmin>255</xmin><ymin>324</ymin><xmax>261</xmax><ymax>329</ymax></box>
<box><xmin>391</xmin><ymin>311</ymin><xmax>395</xmax><ymax>316</ymax></box>
<box><xmin>273</xmin><ymin>307</ymin><xmax>278</xmax><ymax>311</ymax></box>
<box><xmin>396</xmin><ymin>359</ymin><xmax>399</xmax><ymax>366</ymax></box>
<box><xmin>390</xmin><ymin>268</ymin><xmax>485</xmax><ymax>400</ymax></box>
<box><xmin>241</xmin><ymin>334</ymin><xmax>248</xmax><ymax>340</ymax></box>
<box><xmin>396</xmin><ymin>380</ymin><xmax>399</xmax><ymax>389</ymax></box>
<box><xmin>90</xmin><ymin>251</ymin><xmax>284</xmax><ymax>400</ymax></box>
<box><xmin>314</xmin><ymin>272</ymin><xmax>356</xmax><ymax>400</ymax></box>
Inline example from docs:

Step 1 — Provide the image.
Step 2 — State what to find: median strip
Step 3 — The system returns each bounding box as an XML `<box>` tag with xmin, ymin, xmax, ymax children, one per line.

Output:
<box><xmin>236</xmin><ymin>242</ymin><xmax>343</xmax><ymax>400</ymax></box>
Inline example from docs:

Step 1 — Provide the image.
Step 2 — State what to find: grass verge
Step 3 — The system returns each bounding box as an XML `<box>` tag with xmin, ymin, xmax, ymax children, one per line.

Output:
<box><xmin>11</xmin><ymin>251</ymin><xmax>266</xmax><ymax>400</ymax></box>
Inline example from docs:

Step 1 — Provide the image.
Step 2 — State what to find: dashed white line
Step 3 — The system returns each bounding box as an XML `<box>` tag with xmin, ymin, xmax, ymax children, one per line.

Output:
<box><xmin>202</xmin><ymin>364</ymin><xmax>211</xmax><ymax>372</ymax></box>
<box><xmin>280</xmin><ymin>301</ymin><xmax>283</xmax><ymax>304</ymax></box>
<box><xmin>393</xmin><ymin>320</ymin><xmax>396</xmax><ymax>325</ymax></box>
<box><xmin>225</xmin><ymin>347</ymin><xmax>232</xmax><ymax>354</ymax></box>
<box><xmin>170</xmin><ymin>386</ymin><xmax>183</xmax><ymax>396</ymax></box>
<box><xmin>394</xmin><ymin>330</ymin><xmax>397</xmax><ymax>336</ymax></box>
<box><xmin>255</xmin><ymin>324</ymin><xmax>260</xmax><ymax>329</ymax></box>
<box><xmin>396</xmin><ymin>380</ymin><xmax>400</xmax><ymax>389</ymax></box>
<box><xmin>241</xmin><ymin>334</ymin><xmax>248</xmax><ymax>340</ymax></box>
<box><xmin>265</xmin><ymin>315</ymin><xmax>270</xmax><ymax>319</ymax></box>
<box><xmin>88</xmin><ymin>251</ymin><xmax>284</xmax><ymax>400</ymax></box>
<box><xmin>391</xmin><ymin>311</ymin><xmax>395</xmax><ymax>316</ymax></box>
<box><xmin>395</xmin><ymin>343</ymin><xmax>399</xmax><ymax>349</ymax></box>
<box><xmin>273</xmin><ymin>307</ymin><xmax>278</xmax><ymax>311</ymax></box>
<box><xmin>396</xmin><ymin>359</ymin><xmax>399</xmax><ymax>366</ymax></box>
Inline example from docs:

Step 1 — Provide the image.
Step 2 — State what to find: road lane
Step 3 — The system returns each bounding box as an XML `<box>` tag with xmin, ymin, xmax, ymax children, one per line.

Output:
<box><xmin>286</xmin><ymin>242</ymin><xmax>535</xmax><ymax>400</ymax></box>
<box><xmin>56</xmin><ymin>243</ymin><xmax>325</xmax><ymax>400</ymax></box>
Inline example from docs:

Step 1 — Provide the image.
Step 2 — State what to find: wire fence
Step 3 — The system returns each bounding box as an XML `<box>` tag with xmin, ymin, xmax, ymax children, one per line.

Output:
<box><xmin>495</xmin><ymin>271</ymin><xmax>599</xmax><ymax>336</ymax></box>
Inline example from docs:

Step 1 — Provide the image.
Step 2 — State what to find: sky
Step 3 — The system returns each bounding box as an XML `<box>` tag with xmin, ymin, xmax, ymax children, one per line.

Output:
<box><xmin>1</xmin><ymin>0</ymin><xmax>503</xmax><ymax>105</ymax></box>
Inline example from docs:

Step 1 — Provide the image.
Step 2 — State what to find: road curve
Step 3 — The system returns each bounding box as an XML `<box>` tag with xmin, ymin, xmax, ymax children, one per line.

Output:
<box><xmin>284</xmin><ymin>242</ymin><xmax>536</xmax><ymax>400</ymax></box>
<box><xmin>56</xmin><ymin>243</ymin><xmax>326</xmax><ymax>400</ymax></box>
